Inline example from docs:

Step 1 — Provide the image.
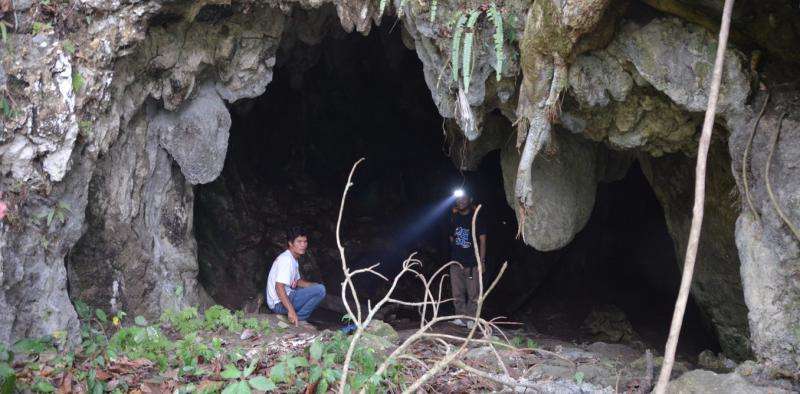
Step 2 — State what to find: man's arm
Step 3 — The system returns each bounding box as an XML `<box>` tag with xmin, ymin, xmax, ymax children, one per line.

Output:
<box><xmin>296</xmin><ymin>278</ymin><xmax>316</xmax><ymax>288</ymax></box>
<box><xmin>276</xmin><ymin>283</ymin><xmax>298</xmax><ymax>326</ymax></box>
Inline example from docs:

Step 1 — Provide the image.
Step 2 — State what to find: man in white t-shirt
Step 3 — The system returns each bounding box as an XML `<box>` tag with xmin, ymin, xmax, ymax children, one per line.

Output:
<box><xmin>266</xmin><ymin>227</ymin><xmax>326</xmax><ymax>326</ymax></box>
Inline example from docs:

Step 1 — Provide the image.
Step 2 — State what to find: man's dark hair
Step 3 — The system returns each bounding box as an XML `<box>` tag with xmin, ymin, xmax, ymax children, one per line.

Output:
<box><xmin>286</xmin><ymin>226</ymin><xmax>308</xmax><ymax>243</ymax></box>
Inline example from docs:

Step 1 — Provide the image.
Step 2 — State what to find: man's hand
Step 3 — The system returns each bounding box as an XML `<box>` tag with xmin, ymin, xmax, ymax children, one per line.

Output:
<box><xmin>288</xmin><ymin>309</ymin><xmax>299</xmax><ymax>326</ymax></box>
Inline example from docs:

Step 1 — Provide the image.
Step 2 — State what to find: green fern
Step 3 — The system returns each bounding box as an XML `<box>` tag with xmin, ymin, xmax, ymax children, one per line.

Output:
<box><xmin>429</xmin><ymin>0</ymin><xmax>438</xmax><ymax>22</ymax></box>
<box><xmin>462</xmin><ymin>10</ymin><xmax>480</xmax><ymax>91</ymax></box>
<box><xmin>488</xmin><ymin>3</ymin><xmax>504</xmax><ymax>81</ymax></box>
<box><xmin>451</xmin><ymin>13</ymin><xmax>467</xmax><ymax>83</ymax></box>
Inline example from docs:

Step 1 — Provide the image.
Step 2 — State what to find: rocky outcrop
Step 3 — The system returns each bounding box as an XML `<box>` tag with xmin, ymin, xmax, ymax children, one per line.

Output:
<box><xmin>500</xmin><ymin>130</ymin><xmax>604</xmax><ymax>251</ymax></box>
<box><xmin>150</xmin><ymin>83</ymin><xmax>231</xmax><ymax>185</ymax></box>
<box><xmin>727</xmin><ymin>89</ymin><xmax>800</xmax><ymax>372</ymax></box>
<box><xmin>665</xmin><ymin>369</ymin><xmax>791</xmax><ymax>394</ymax></box>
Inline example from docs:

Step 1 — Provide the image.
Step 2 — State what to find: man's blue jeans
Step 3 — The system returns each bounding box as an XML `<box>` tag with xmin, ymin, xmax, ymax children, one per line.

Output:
<box><xmin>270</xmin><ymin>284</ymin><xmax>326</xmax><ymax>321</ymax></box>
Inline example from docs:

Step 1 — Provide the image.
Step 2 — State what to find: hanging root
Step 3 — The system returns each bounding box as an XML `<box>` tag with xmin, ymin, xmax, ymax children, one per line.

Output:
<box><xmin>742</xmin><ymin>92</ymin><xmax>769</xmax><ymax>221</ymax></box>
<box><xmin>765</xmin><ymin>112</ymin><xmax>800</xmax><ymax>243</ymax></box>
<box><xmin>514</xmin><ymin>109</ymin><xmax>552</xmax><ymax>211</ymax></box>
<box><xmin>544</xmin><ymin>56</ymin><xmax>567</xmax><ymax>123</ymax></box>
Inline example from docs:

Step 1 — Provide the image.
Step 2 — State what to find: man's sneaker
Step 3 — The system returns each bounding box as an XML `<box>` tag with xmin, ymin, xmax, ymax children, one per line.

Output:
<box><xmin>451</xmin><ymin>318</ymin><xmax>466</xmax><ymax>327</ymax></box>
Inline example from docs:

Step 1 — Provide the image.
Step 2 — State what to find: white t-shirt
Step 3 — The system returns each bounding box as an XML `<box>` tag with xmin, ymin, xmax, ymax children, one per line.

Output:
<box><xmin>266</xmin><ymin>250</ymin><xmax>301</xmax><ymax>309</ymax></box>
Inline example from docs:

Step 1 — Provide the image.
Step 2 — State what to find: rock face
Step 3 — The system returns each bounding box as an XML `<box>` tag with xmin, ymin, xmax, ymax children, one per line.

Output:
<box><xmin>0</xmin><ymin>0</ymin><xmax>799</xmax><ymax>376</ymax></box>
<box><xmin>727</xmin><ymin>89</ymin><xmax>800</xmax><ymax>372</ymax></box>
<box><xmin>665</xmin><ymin>369</ymin><xmax>791</xmax><ymax>394</ymax></box>
<box><xmin>639</xmin><ymin>139</ymin><xmax>751</xmax><ymax>359</ymax></box>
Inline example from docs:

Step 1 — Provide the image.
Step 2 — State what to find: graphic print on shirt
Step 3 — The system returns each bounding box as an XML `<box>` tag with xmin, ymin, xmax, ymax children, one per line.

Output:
<box><xmin>454</xmin><ymin>226</ymin><xmax>472</xmax><ymax>249</ymax></box>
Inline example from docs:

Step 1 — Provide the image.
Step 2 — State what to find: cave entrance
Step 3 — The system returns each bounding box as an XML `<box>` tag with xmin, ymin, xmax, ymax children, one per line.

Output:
<box><xmin>494</xmin><ymin>160</ymin><xmax>721</xmax><ymax>356</ymax></box>
<box><xmin>194</xmin><ymin>11</ymin><xmax>470</xmax><ymax>312</ymax></box>
<box><xmin>192</xmin><ymin>9</ymin><xmax>720</xmax><ymax>356</ymax></box>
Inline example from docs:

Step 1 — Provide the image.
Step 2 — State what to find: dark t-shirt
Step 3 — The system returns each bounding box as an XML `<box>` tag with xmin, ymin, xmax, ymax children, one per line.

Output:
<box><xmin>449</xmin><ymin>209</ymin><xmax>487</xmax><ymax>267</ymax></box>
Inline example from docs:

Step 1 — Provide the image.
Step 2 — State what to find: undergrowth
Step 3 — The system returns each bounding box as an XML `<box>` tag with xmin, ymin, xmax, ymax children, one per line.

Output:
<box><xmin>1</xmin><ymin>301</ymin><xmax>398</xmax><ymax>393</ymax></box>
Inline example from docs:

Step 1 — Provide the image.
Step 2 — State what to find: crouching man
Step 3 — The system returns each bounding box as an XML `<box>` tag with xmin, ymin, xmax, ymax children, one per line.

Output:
<box><xmin>266</xmin><ymin>227</ymin><xmax>326</xmax><ymax>326</ymax></box>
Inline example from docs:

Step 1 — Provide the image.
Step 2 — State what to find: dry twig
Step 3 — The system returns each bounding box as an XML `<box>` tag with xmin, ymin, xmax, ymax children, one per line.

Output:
<box><xmin>765</xmin><ymin>113</ymin><xmax>800</xmax><ymax>243</ymax></box>
<box><xmin>742</xmin><ymin>93</ymin><xmax>770</xmax><ymax>221</ymax></box>
<box><xmin>331</xmin><ymin>159</ymin><xmax>538</xmax><ymax>393</ymax></box>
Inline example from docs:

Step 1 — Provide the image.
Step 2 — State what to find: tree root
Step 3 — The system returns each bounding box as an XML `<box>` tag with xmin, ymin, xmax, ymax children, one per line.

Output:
<box><xmin>742</xmin><ymin>92</ymin><xmax>769</xmax><ymax>221</ymax></box>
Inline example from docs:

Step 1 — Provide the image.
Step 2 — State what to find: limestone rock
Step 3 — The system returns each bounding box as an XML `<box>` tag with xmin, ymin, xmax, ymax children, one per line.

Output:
<box><xmin>500</xmin><ymin>130</ymin><xmax>602</xmax><ymax>251</ymax></box>
<box><xmin>665</xmin><ymin>370</ymin><xmax>791</xmax><ymax>394</ymax></box>
<box><xmin>581</xmin><ymin>304</ymin><xmax>640</xmax><ymax>344</ymax></box>
<box><xmin>151</xmin><ymin>83</ymin><xmax>231</xmax><ymax>185</ymax></box>
<box><xmin>698</xmin><ymin>350</ymin><xmax>737</xmax><ymax>373</ymax></box>
<box><xmin>727</xmin><ymin>91</ymin><xmax>800</xmax><ymax>371</ymax></box>
<box><xmin>610</xmin><ymin>18</ymin><xmax>751</xmax><ymax>117</ymax></box>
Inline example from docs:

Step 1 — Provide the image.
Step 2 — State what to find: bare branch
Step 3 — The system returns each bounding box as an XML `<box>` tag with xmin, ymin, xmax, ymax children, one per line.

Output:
<box><xmin>654</xmin><ymin>0</ymin><xmax>736</xmax><ymax>391</ymax></box>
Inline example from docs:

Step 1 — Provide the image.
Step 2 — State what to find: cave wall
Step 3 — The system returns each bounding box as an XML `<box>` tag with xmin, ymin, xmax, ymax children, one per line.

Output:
<box><xmin>0</xmin><ymin>0</ymin><xmax>798</xmax><ymax>371</ymax></box>
<box><xmin>640</xmin><ymin>138</ymin><xmax>751</xmax><ymax>359</ymax></box>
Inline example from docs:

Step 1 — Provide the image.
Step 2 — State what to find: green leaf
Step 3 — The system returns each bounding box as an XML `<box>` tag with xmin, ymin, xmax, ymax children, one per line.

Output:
<box><xmin>309</xmin><ymin>366</ymin><xmax>322</xmax><ymax>383</ymax></box>
<box><xmin>287</xmin><ymin>356</ymin><xmax>308</xmax><ymax>371</ymax></box>
<box><xmin>462</xmin><ymin>10</ymin><xmax>480</xmax><ymax>92</ymax></box>
<box><xmin>489</xmin><ymin>3</ymin><xmax>504</xmax><ymax>81</ymax></box>
<box><xmin>310</xmin><ymin>341</ymin><xmax>323</xmax><ymax>361</ymax></box>
<box><xmin>221</xmin><ymin>364</ymin><xmax>242</xmax><ymax>380</ymax></box>
<box><xmin>74</xmin><ymin>300</ymin><xmax>91</xmax><ymax>319</ymax></box>
<box><xmin>248</xmin><ymin>376</ymin><xmax>275</xmax><ymax>391</ymax></box>
<box><xmin>379</xmin><ymin>0</ymin><xmax>387</xmax><ymax>16</ymax></box>
<box><xmin>1</xmin><ymin>98</ymin><xmax>11</xmax><ymax>119</ymax></box>
<box><xmin>63</xmin><ymin>40</ymin><xmax>76</xmax><ymax>55</ymax></box>
<box><xmin>429</xmin><ymin>0</ymin><xmax>437</xmax><ymax>22</ymax></box>
<box><xmin>0</xmin><ymin>23</ymin><xmax>7</xmax><ymax>44</ymax></box>
<box><xmin>33</xmin><ymin>380</ymin><xmax>56</xmax><ymax>393</ymax></box>
<box><xmin>269</xmin><ymin>363</ymin><xmax>286</xmax><ymax>383</ymax></box>
<box><xmin>574</xmin><ymin>371</ymin><xmax>585</xmax><ymax>384</ymax></box>
<box><xmin>316</xmin><ymin>379</ymin><xmax>328</xmax><ymax>394</ymax></box>
<box><xmin>72</xmin><ymin>71</ymin><xmax>85</xmax><ymax>93</ymax></box>
<box><xmin>0</xmin><ymin>364</ymin><xmax>12</xmax><ymax>380</ymax></box>
<box><xmin>13</xmin><ymin>338</ymin><xmax>48</xmax><ymax>354</ymax></box>
<box><xmin>46</xmin><ymin>209</ymin><xmax>55</xmax><ymax>226</ymax></box>
<box><xmin>95</xmin><ymin>309</ymin><xmax>107</xmax><ymax>323</ymax></box>
<box><xmin>243</xmin><ymin>358</ymin><xmax>258</xmax><ymax>378</ymax></box>
<box><xmin>451</xmin><ymin>13</ymin><xmax>466</xmax><ymax>83</ymax></box>
<box><xmin>135</xmin><ymin>316</ymin><xmax>148</xmax><ymax>326</ymax></box>
<box><xmin>0</xmin><ymin>373</ymin><xmax>16</xmax><ymax>394</ymax></box>
<box><xmin>222</xmin><ymin>381</ymin><xmax>251</xmax><ymax>394</ymax></box>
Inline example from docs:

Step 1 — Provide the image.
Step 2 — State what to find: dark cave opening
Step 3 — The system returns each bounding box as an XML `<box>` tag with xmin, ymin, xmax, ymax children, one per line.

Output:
<box><xmin>193</xmin><ymin>13</ymin><xmax>720</xmax><ymax>356</ymax></box>
<box><xmin>491</xmin><ymin>159</ymin><xmax>721</xmax><ymax>356</ymax></box>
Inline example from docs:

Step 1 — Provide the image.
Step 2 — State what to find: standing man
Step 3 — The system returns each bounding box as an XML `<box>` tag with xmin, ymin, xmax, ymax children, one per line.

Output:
<box><xmin>266</xmin><ymin>227</ymin><xmax>326</xmax><ymax>326</ymax></box>
<box><xmin>448</xmin><ymin>191</ymin><xmax>487</xmax><ymax>328</ymax></box>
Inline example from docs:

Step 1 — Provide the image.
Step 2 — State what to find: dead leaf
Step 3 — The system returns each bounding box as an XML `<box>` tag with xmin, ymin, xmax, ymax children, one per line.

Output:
<box><xmin>0</xmin><ymin>0</ymin><xmax>11</xmax><ymax>13</ymax></box>
<box><xmin>94</xmin><ymin>369</ymin><xmax>111</xmax><ymax>381</ymax></box>
<box><xmin>58</xmin><ymin>371</ymin><xmax>73</xmax><ymax>393</ymax></box>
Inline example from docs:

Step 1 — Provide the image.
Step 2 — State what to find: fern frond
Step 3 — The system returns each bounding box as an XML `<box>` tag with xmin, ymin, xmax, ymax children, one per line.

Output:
<box><xmin>451</xmin><ymin>13</ymin><xmax>467</xmax><ymax>83</ymax></box>
<box><xmin>489</xmin><ymin>3</ymin><xmax>504</xmax><ymax>81</ymax></box>
<box><xmin>430</xmin><ymin>0</ymin><xmax>438</xmax><ymax>22</ymax></box>
<box><xmin>463</xmin><ymin>10</ymin><xmax>480</xmax><ymax>92</ymax></box>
